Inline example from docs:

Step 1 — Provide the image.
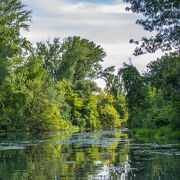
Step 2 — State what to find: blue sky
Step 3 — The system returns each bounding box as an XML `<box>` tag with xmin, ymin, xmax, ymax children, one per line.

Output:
<box><xmin>22</xmin><ymin>0</ymin><xmax>163</xmax><ymax>87</ymax></box>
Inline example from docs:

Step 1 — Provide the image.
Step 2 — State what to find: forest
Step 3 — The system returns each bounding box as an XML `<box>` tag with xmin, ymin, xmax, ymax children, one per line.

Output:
<box><xmin>0</xmin><ymin>0</ymin><xmax>179</xmax><ymax>138</ymax></box>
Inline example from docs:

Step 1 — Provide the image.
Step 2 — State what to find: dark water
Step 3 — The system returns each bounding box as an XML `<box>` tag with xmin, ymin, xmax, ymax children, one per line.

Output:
<box><xmin>0</xmin><ymin>129</ymin><xmax>180</xmax><ymax>180</ymax></box>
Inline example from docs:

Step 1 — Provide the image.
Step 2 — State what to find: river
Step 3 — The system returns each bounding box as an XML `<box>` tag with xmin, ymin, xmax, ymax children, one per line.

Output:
<box><xmin>0</xmin><ymin>129</ymin><xmax>180</xmax><ymax>179</ymax></box>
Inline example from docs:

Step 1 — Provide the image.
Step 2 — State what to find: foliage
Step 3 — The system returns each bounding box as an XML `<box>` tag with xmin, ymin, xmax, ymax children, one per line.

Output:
<box><xmin>4</xmin><ymin>0</ymin><xmax>179</xmax><ymax>135</ymax></box>
<box><xmin>66</xmin><ymin>91</ymin><xmax>84</xmax><ymax>127</ymax></box>
<box><xmin>122</xmin><ymin>0</ymin><xmax>180</xmax><ymax>134</ymax></box>
<box><xmin>35</xmin><ymin>38</ymin><xmax>62</xmax><ymax>81</ymax></box>
<box><xmin>124</xmin><ymin>0</ymin><xmax>180</xmax><ymax>55</ymax></box>
<box><xmin>144</xmin><ymin>53</ymin><xmax>180</xmax><ymax>129</ymax></box>
<box><xmin>113</xmin><ymin>91</ymin><xmax>129</xmax><ymax>124</ymax></box>
<box><xmin>56</xmin><ymin>36</ymin><xmax>106</xmax><ymax>82</ymax></box>
<box><xmin>0</xmin><ymin>0</ymin><xmax>119</xmax><ymax>132</ymax></box>
<box><xmin>0</xmin><ymin>81</ymin><xmax>29</xmax><ymax>130</ymax></box>
<box><xmin>101</xmin><ymin>66</ymin><xmax>122</xmax><ymax>99</ymax></box>
<box><xmin>119</xmin><ymin>53</ymin><xmax>180</xmax><ymax>135</ymax></box>
<box><xmin>97</xmin><ymin>91</ymin><xmax>120</xmax><ymax>128</ymax></box>
<box><xmin>100</xmin><ymin>67</ymin><xmax>129</xmax><ymax>125</ymax></box>
<box><xmin>0</xmin><ymin>0</ymin><xmax>31</xmax><ymax>54</ymax></box>
<box><xmin>83</xmin><ymin>94</ymin><xmax>101</xmax><ymax>129</ymax></box>
<box><xmin>35</xmin><ymin>36</ymin><xmax>106</xmax><ymax>83</ymax></box>
<box><xmin>0</xmin><ymin>0</ymin><xmax>31</xmax><ymax>131</ymax></box>
<box><xmin>132</xmin><ymin>126</ymin><xmax>180</xmax><ymax>139</ymax></box>
<box><xmin>55</xmin><ymin>80</ymin><xmax>72</xmax><ymax>121</ymax></box>
<box><xmin>144</xmin><ymin>53</ymin><xmax>180</xmax><ymax>89</ymax></box>
<box><xmin>23</xmin><ymin>56</ymin><xmax>69</xmax><ymax>131</ymax></box>
<box><xmin>73</xmin><ymin>79</ymin><xmax>100</xmax><ymax>99</ymax></box>
<box><xmin>118</xmin><ymin>63</ymin><xmax>145</xmax><ymax>110</ymax></box>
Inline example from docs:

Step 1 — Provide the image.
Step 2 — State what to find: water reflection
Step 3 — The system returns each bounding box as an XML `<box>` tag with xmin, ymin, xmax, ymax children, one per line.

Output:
<box><xmin>0</xmin><ymin>129</ymin><xmax>180</xmax><ymax>179</ymax></box>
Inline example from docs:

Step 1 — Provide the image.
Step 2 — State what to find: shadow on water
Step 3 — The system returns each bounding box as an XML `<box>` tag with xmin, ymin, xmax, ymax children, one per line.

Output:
<box><xmin>0</xmin><ymin>129</ymin><xmax>180</xmax><ymax>179</ymax></box>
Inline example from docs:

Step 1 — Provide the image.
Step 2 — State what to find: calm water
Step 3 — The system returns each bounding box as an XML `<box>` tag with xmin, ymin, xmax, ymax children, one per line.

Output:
<box><xmin>0</xmin><ymin>129</ymin><xmax>180</xmax><ymax>180</ymax></box>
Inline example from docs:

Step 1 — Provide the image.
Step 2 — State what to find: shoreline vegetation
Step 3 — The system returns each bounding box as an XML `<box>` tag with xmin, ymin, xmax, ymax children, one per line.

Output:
<box><xmin>0</xmin><ymin>0</ymin><xmax>179</xmax><ymax>139</ymax></box>
<box><xmin>131</xmin><ymin>128</ymin><xmax>180</xmax><ymax>140</ymax></box>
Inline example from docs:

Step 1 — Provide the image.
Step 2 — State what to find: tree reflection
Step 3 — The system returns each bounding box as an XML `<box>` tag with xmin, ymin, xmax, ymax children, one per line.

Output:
<box><xmin>0</xmin><ymin>130</ymin><xmax>130</xmax><ymax>179</ymax></box>
<box><xmin>0</xmin><ymin>130</ymin><xmax>180</xmax><ymax>179</ymax></box>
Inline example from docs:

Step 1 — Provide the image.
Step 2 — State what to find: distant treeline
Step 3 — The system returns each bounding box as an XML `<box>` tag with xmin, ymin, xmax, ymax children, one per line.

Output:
<box><xmin>0</xmin><ymin>0</ymin><xmax>179</xmax><ymax>137</ymax></box>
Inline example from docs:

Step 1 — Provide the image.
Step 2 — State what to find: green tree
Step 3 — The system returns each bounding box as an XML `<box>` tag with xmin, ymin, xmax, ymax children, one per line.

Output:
<box><xmin>113</xmin><ymin>91</ymin><xmax>129</xmax><ymax>125</ymax></box>
<box><xmin>0</xmin><ymin>0</ymin><xmax>31</xmax><ymax>57</ymax></box>
<box><xmin>100</xmin><ymin>66</ymin><xmax>128</xmax><ymax>124</ymax></box>
<box><xmin>118</xmin><ymin>63</ymin><xmax>145</xmax><ymax>110</ymax></box>
<box><xmin>35</xmin><ymin>38</ymin><xmax>62</xmax><ymax>81</ymax></box>
<box><xmin>66</xmin><ymin>92</ymin><xmax>84</xmax><ymax>127</ymax></box>
<box><xmin>0</xmin><ymin>0</ymin><xmax>31</xmax><ymax>72</ymax></box>
<box><xmin>56</xmin><ymin>36</ymin><xmax>106</xmax><ymax>82</ymax></box>
<box><xmin>144</xmin><ymin>53</ymin><xmax>180</xmax><ymax>129</ymax></box>
<box><xmin>124</xmin><ymin>0</ymin><xmax>180</xmax><ymax>55</ymax></box>
<box><xmin>83</xmin><ymin>94</ymin><xmax>101</xmax><ymax>129</ymax></box>
<box><xmin>0</xmin><ymin>0</ymin><xmax>31</xmax><ymax>86</ymax></box>
<box><xmin>101</xmin><ymin>66</ymin><xmax>122</xmax><ymax>99</ymax></box>
<box><xmin>144</xmin><ymin>53</ymin><xmax>180</xmax><ymax>94</ymax></box>
<box><xmin>23</xmin><ymin>55</ymin><xmax>69</xmax><ymax>132</ymax></box>
<box><xmin>55</xmin><ymin>79</ymin><xmax>84</xmax><ymax>127</ymax></box>
<box><xmin>97</xmin><ymin>91</ymin><xmax>121</xmax><ymax>128</ymax></box>
<box><xmin>35</xmin><ymin>36</ymin><xmax>106</xmax><ymax>83</ymax></box>
<box><xmin>0</xmin><ymin>0</ymin><xmax>31</xmax><ymax>130</ymax></box>
<box><xmin>73</xmin><ymin>79</ymin><xmax>100</xmax><ymax>99</ymax></box>
<box><xmin>55</xmin><ymin>80</ymin><xmax>72</xmax><ymax>122</ymax></box>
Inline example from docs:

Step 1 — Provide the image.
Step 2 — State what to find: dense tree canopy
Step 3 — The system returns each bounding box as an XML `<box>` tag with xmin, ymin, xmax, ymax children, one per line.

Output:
<box><xmin>118</xmin><ymin>63</ymin><xmax>144</xmax><ymax>110</ymax></box>
<box><xmin>0</xmin><ymin>0</ymin><xmax>31</xmax><ymax>57</ymax></box>
<box><xmin>0</xmin><ymin>0</ymin><xmax>127</xmax><ymax>131</ymax></box>
<box><xmin>124</xmin><ymin>0</ymin><xmax>180</xmax><ymax>55</ymax></box>
<box><xmin>100</xmin><ymin>66</ymin><xmax>122</xmax><ymax>99</ymax></box>
<box><xmin>57</xmin><ymin>36</ymin><xmax>106</xmax><ymax>82</ymax></box>
<box><xmin>118</xmin><ymin>53</ymin><xmax>180</xmax><ymax>136</ymax></box>
<box><xmin>35</xmin><ymin>36</ymin><xmax>106</xmax><ymax>83</ymax></box>
<box><xmin>0</xmin><ymin>0</ymin><xmax>179</xmax><ymax>139</ymax></box>
<box><xmin>0</xmin><ymin>0</ymin><xmax>31</xmax><ymax>85</ymax></box>
<box><xmin>35</xmin><ymin>38</ymin><xmax>62</xmax><ymax>81</ymax></box>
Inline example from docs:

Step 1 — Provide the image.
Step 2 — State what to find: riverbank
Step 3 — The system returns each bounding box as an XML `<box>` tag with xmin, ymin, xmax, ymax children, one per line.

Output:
<box><xmin>131</xmin><ymin>127</ymin><xmax>180</xmax><ymax>140</ymax></box>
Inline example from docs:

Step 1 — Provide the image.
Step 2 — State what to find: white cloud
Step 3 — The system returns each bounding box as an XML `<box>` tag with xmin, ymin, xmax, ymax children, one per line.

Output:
<box><xmin>23</xmin><ymin>0</ymin><xmax>129</xmax><ymax>15</ymax></box>
<box><xmin>96</xmin><ymin>3</ymin><xmax>131</xmax><ymax>14</ymax></box>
